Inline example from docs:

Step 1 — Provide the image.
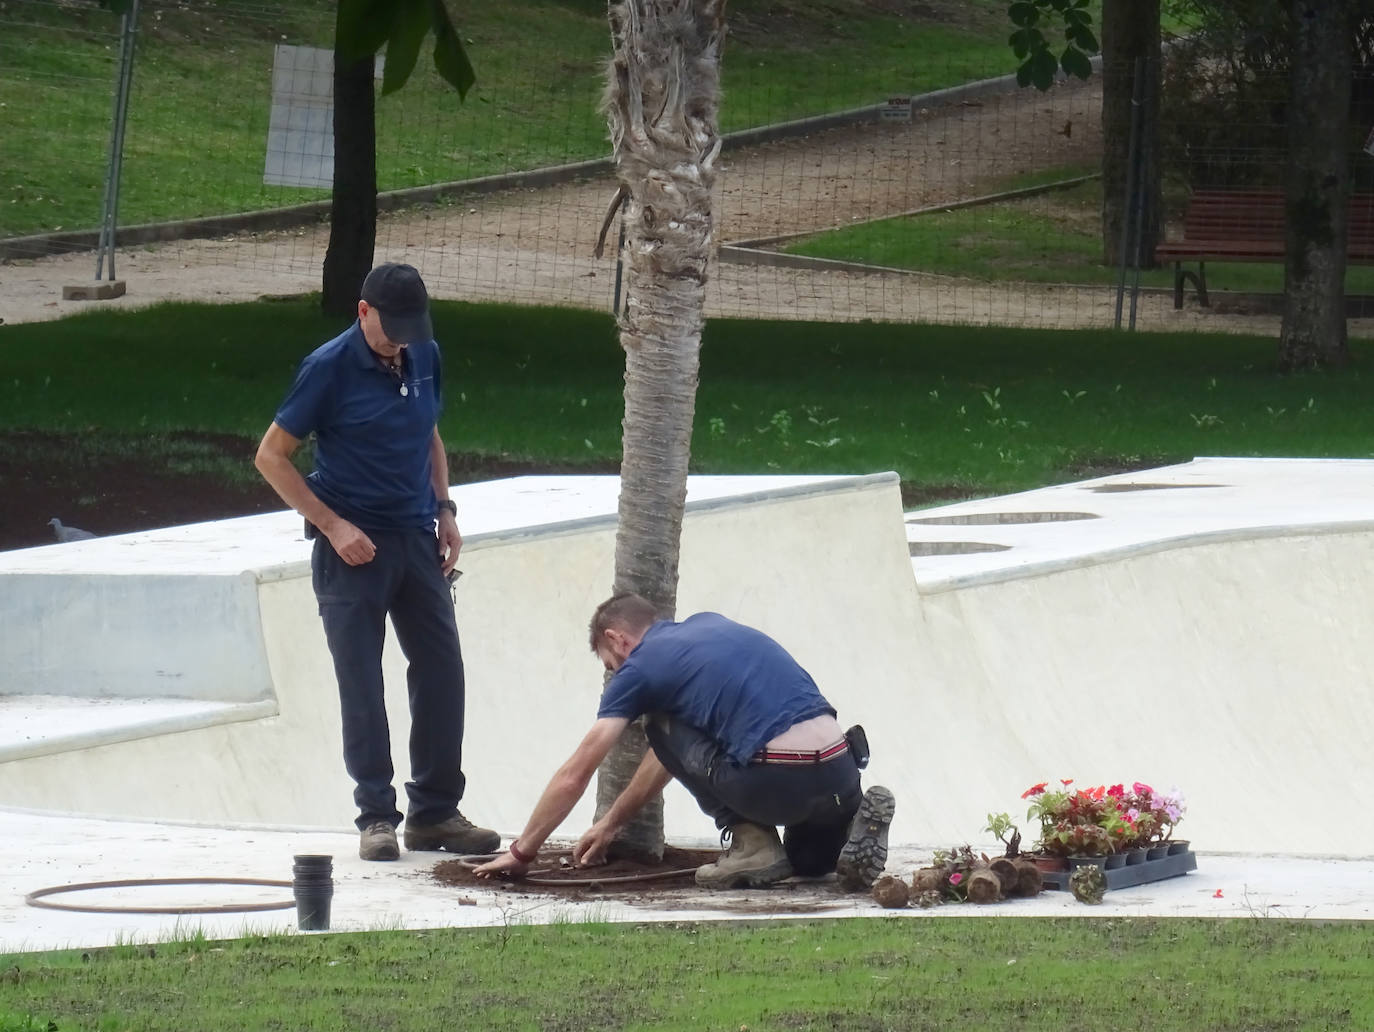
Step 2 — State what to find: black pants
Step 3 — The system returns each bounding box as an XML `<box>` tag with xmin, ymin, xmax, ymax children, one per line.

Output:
<box><xmin>645</xmin><ymin>716</ymin><xmax>862</xmax><ymax>876</ymax></box>
<box><xmin>312</xmin><ymin>529</ymin><xmax>465</xmax><ymax>831</ymax></box>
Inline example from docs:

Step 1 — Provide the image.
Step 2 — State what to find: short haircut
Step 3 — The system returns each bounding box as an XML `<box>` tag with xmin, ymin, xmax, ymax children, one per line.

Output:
<box><xmin>589</xmin><ymin>592</ymin><xmax>662</xmax><ymax>651</ymax></box>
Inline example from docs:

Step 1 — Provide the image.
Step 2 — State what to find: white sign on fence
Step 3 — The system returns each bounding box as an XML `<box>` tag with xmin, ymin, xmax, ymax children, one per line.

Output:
<box><xmin>264</xmin><ymin>45</ymin><xmax>384</xmax><ymax>189</ymax></box>
<box><xmin>881</xmin><ymin>96</ymin><xmax>912</xmax><ymax>123</ymax></box>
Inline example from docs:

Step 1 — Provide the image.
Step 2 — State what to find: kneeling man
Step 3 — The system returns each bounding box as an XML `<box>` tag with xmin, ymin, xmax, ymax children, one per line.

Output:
<box><xmin>475</xmin><ymin>593</ymin><xmax>894</xmax><ymax>889</ymax></box>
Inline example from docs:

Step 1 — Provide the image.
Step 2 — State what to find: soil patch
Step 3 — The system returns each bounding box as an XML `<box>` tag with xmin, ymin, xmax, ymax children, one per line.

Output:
<box><xmin>431</xmin><ymin>845</ymin><xmax>858</xmax><ymax>913</ymax></box>
<box><xmin>0</xmin><ymin>430</ymin><xmax>619</xmax><ymax>552</ymax></box>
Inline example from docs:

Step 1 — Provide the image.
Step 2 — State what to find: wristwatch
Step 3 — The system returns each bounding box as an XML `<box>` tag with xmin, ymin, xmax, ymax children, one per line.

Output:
<box><xmin>437</xmin><ymin>499</ymin><xmax>458</xmax><ymax>518</ymax></box>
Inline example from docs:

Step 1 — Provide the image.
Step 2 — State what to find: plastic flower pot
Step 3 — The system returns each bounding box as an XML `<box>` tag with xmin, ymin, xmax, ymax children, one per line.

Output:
<box><xmin>1104</xmin><ymin>852</ymin><xmax>1127</xmax><ymax>870</ymax></box>
<box><xmin>1125</xmin><ymin>847</ymin><xmax>1148</xmax><ymax>866</ymax></box>
<box><xmin>1030</xmin><ymin>854</ymin><xmax>1068</xmax><ymax>873</ymax></box>
<box><xmin>1146</xmin><ymin>845</ymin><xmax>1170</xmax><ymax>861</ymax></box>
<box><xmin>1166</xmin><ymin>840</ymin><xmax>1191</xmax><ymax>856</ymax></box>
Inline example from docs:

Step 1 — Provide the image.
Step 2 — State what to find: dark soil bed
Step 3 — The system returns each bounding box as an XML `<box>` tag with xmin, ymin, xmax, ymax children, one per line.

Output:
<box><xmin>431</xmin><ymin>845</ymin><xmax>858</xmax><ymax>913</ymax></box>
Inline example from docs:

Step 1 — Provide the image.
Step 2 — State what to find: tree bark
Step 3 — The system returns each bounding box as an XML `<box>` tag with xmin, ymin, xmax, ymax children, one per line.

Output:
<box><xmin>1279</xmin><ymin>0</ymin><xmax>1354</xmax><ymax>370</ymax></box>
<box><xmin>321</xmin><ymin>49</ymin><xmax>377</xmax><ymax>318</ymax></box>
<box><xmin>594</xmin><ymin>0</ymin><xmax>726</xmax><ymax>861</ymax></box>
<box><xmin>1100</xmin><ymin>0</ymin><xmax>1161</xmax><ymax>267</ymax></box>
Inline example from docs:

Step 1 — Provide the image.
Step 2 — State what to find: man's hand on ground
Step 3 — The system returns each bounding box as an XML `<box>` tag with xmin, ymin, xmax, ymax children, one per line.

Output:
<box><xmin>327</xmin><ymin>520</ymin><xmax>376</xmax><ymax>565</ymax></box>
<box><xmin>473</xmin><ymin>851</ymin><xmax>528</xmax><ymax>880</ymax></box>
<box><xmin>573</xmin><ymin>819</ymin><xmax>618</xmax><ymax>867</ymax></box>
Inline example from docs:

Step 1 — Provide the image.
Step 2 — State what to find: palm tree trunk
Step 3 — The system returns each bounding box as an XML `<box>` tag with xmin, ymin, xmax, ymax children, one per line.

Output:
<box><xmin>593</xmin><ymin>0</ymin><xmax>726</xmax><ymax>861</ymax></box>
<box><xmin>1279</xmin><ymin>0</ymin><xmax>1353</xmax><ymax>369</ymax></box>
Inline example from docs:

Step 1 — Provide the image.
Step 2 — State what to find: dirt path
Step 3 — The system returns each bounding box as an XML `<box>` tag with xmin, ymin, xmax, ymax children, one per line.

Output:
<box><xmin>1</xmin><ymin>79</ymin><xmax>1352</xmax><ymax>335</ymax></box>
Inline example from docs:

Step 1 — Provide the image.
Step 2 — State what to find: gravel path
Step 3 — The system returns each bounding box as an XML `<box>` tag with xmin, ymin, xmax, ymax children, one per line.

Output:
<box><xmin>2</xmin><ymin>78</ymin><xmax>1356</xmax><ymax>336</ymax></box>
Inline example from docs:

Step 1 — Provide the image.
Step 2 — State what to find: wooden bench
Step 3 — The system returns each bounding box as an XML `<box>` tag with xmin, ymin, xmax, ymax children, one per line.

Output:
<box><xmin>1154</xmin><ymin>188</ymin><xmax>1374</xmax><ymax>308</ymax></box>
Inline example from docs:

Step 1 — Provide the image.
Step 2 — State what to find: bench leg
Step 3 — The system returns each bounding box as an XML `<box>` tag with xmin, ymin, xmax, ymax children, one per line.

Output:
<box><xmin>1176</xmin><ymin>263</ymin><xmax>1210</xmax><ymax>308</ymax></box>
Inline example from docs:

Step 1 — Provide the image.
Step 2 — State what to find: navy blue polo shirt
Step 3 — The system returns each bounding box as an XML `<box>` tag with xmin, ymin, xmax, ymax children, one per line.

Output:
<box><xmin>596</xmin><ymin>613</ymin><xmax>836</xmax><ymax>764</ymax></box>
<box><xmin>274</xmin><ymin>321</ymin><xmax>443</xmax><ymax>531</ymax></box>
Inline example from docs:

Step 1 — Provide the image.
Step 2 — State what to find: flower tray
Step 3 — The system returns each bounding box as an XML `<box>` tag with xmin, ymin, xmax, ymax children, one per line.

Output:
<box><xmin>1039</xmin><ymin>850</ymin><xmax>1198</xmax><ymax>893</ymax></box>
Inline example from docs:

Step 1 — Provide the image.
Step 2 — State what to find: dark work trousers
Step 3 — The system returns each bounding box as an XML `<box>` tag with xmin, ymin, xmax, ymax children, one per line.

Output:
<box><xmin>645</xmin><ymin>715</ymin><xmax>862</xmax><ymax>877</ymax></box>
<box><xmin>312</xmin><ymin>529</ymin><xmax>465</xmax><ymax>831</ymax></box>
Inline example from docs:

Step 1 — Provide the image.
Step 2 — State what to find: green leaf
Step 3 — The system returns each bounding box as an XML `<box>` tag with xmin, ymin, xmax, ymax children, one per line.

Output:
<box><xmin>1009</xmin><ymin>27</ymin><xmax>1035</xmax><ymax>59</ymax></box>
<box><xmin>1008</xmin><ymin>1</ymin><xmax>1040</xmax><ymax>28</ymax></box>
<box><xmin>1030</xmin><ymin>46</ymin><xmax>1059</xmax><ymax>90</ymax></box>
<box><xmin>1016</xmin><ymin>58</ymin><xmax>1034</xmax><ymax>88</ymax></box>
<box><xmin>1065</xmin><ymin>8</ymin><xmax>1091</xmax><ymax>26</ymax></box>
<box><xmin>1061</xmin><ymin>45</ymin><xmax>1092</xmax><ymax>80</ymax></box>
<box><xmin>1068</xmin><ymin>24</ymin><xmax>1099</xmax><ymax>53</ymax></box>
<box><xmin>430</xmin><ymin>0</ymin><xmax>476</xmax><ymax>98</ymax></box>
<box><xmin>337</xmin><ymin>0</ymin><xmax>396</xmax><ymax>66</ymax></box>
<box><xmin>99</xmin><ymin>0</ymin><xmax>134</xmax><ymax>14</ymax></box>
<box><xmin>380</xmin><ymin>2</ymin><xmax>429</xmax><ymax>95</ymax></box>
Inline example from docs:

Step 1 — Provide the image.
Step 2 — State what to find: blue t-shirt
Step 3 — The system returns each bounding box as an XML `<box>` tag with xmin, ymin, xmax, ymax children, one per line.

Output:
<box><xmin>596</xmin><ymin>613</ymin><xmax>836</xmax><ymax>765</ymax></box>
<box><xmin>274</xmin><ymin>321</ymin><xmax>443</xmax><ymax>531</ymax></box>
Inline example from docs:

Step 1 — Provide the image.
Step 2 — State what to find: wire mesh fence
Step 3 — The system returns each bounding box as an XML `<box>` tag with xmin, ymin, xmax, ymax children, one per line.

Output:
<box><xmin>3</xmin><ymin>0</ymin><xmax>1372</xmax><ymax>332</ymax></box>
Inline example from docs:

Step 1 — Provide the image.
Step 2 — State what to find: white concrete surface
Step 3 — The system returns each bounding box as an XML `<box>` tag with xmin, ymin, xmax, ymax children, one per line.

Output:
<box><xmin>3</xmin><ymin>810</ymin><xmax>1371</xmax><ymax>954</ymax></box>
<box><xmin>4</xmin><ymin>460</ymin><xmax>1374</xmax><ymax>953</ymax></box>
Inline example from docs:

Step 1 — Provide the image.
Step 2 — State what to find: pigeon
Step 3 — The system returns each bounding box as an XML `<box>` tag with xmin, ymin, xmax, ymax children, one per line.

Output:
<box><xmin>48</xmin><ymin>518</ymin><xmax>97</xmax><ymax>543</ymax></box>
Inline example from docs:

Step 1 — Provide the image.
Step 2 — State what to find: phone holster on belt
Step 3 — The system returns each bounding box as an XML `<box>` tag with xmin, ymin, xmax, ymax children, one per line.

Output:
<box><xmin>844</xmin><ymin>724</ymin><xmax>870</xmax><ymax>769</ymax></box>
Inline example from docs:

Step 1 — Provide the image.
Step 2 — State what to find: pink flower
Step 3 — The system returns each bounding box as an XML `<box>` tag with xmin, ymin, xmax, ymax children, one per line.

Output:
<box><xmin>1107</xmin><ymin>784</ymin><xmax>1125</xmax><ymax>798</ymax></box>
<box><xmin>949</xmin><ymin>872</ymin><xmax>963</xmax><ymax>886</ymax></box>
<box><xmin>1213</xmin><ymin>889</ymin><xmax>1223</xmax><ymax>899</ymax></box>
<box><xmin>1133</xmin><ymin>781</ymin><xmax>1154</xmax><ymax>796</ymax></box>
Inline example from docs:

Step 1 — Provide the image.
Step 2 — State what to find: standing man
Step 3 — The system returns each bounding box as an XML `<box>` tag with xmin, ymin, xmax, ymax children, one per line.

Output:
<box><xmin>475</xmin><ymin>593</ymin><xmax>895</xmax><ymax>890</ymax></box>
<box><xmin>255</xmin><ymin>262</ymin><xmax>498</xmax><ymax>862</ymax></box>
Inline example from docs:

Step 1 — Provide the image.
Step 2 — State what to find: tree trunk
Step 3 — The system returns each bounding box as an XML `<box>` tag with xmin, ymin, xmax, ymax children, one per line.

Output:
<box><xmin>593</xmin><ymin>0</ymin><xmax>726</xmax><ymax>861</ymax></box>
<box><xmin>321</xmin><ymin>47</ymin><xmax>377</xmax><ymax>318</ymax></box>
<box><xmin>1279</xmin><ymin>0</ymin><xmax>1353</xmax><ymax>370</ymax></box>
<box><xmin>1100</xmin><ymin>0</ymin><xmax>1161</xmax><ymax>267</ymax></box>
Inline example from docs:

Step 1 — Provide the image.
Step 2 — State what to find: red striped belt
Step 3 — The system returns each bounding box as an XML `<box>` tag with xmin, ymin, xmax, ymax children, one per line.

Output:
<box><xmin>751</xmin><ymin>738</ymin><xmax>849</xmax><ymax>766</ymax></box>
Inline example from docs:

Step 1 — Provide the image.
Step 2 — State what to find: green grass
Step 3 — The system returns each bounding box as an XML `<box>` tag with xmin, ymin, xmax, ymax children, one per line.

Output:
<box><xmin>2</xmin><ymin>298</ymin><xmax>1372</xmax><ymax>499</ymax></box>
<box><xmin>1</xmin><ymin>917</ymin><xmax>1370</xmax><ymax>1031</ymax></box>
<box><xmin>1</xmin><ymin>0</ymin><xmax>1055</xmax><ymax>237</ymax></box>
<box><xmin>784</xmin><ymin>177</ymin><xmax>1374</xmax><ymax>295</ymax></box>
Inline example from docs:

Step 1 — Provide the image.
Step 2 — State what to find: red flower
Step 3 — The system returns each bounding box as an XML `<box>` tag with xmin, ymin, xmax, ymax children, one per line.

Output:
<box><xmin>1060</xmin><ymin>779</ymin><xmax>1074</xmax><ymax>786</ymax></box>
<box><xmin>1213</xmin><ymin>889</ymin><xmax>1224</xmax><ymax>899</ymax></box>
<box><xmin>1107</xmin><ymin>784</ymin><xmax>1125</xmax><ymax>798</ymax></box>
<box><xmin>1133</xmin><ymin>781</ymin><xmax>1154</xmax><ymax>796</ymax></box>
<box><xmin>1021</xmin><ymin>782</ymin><xmax>1048</xmax><ymax>799</ymax></box>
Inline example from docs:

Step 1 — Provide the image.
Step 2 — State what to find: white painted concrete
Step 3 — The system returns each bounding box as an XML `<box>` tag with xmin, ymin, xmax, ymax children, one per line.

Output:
<box><xmin>3</xmin><ymin>460</ymin><xmax>1374</xmax><ymax>953</ymax></box>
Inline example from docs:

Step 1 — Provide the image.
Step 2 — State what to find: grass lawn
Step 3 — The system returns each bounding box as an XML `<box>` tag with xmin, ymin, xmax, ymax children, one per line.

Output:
<box><xmin>1</xmin><ymin>298</ymin><xmax>1371</xmax><ymax>502</ymax></box>
<box><xmin>1</xmin><ymin>0</ymin><xmax>1040</xmax><ymax>238</ymax></box>
<box><xmin>784</xmin><ymin>174</ymin><xmax>1374</xmax><ymax>295</ymax></box>
<box><xmin>1</xmin><ymin>916</ymin><xmax>1369</xmax><ymax>1031</ymax></box>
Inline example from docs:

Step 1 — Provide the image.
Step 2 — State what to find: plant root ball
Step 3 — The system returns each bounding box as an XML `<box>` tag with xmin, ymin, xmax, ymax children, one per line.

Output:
<box><xmin>988</xmin><ymin>857</ymin><xmax>1018</xmax><ymax>893</ymax></box>
<box><xmin>1070</xmin><ymin>864</ymin><xmax>1107</xmax><ymax>904</ymax></box>
<box><xmin>871</xmin><ymin>875</ymin><xmax>911</xmax><ymax>909</ymax></box>
<box><xmin>911</xmin><ymin>868</ymin><xmax>946</xmax><ymax>894</ymax></box>
<box><xmin>1011</xmin><ymin>859</ymin><xmax>1044</xmax><ymax>897</ymax></box>
<box><xmin>965</xmin><ymin>869</ymin><xmax>1002</xmax><ymax>904</ymax></box>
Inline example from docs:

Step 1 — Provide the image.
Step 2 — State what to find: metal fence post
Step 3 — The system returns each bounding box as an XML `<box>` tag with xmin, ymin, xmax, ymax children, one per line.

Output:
<box><xmin>94</xmin><ymin>0</ymin><xmax>141</xmax><ymax>285</ymax></box>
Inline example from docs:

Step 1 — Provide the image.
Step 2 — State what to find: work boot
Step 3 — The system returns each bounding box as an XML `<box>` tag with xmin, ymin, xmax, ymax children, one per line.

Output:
<box><xmin>836</xmin><ymin>785</ymin><xmax>896</xmax><ymax>891</ymax></box>
<box><xmin>403</xmin><ymin>812</ymin><xmax>500</xmax><ymax>854</ymax></box>
<box><xmin>359</xmin><ymin>820</ymin><xmax>400</xmax><ymax>861</ymax></box>
<box><xmin>695</xmin><ymin>822</ymin><xmax>794</xmax><ymax>889</ymax></box>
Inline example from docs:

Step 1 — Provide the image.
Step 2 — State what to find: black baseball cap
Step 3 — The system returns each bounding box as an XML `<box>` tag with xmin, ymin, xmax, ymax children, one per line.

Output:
<box><xmin>360</xmin><ymin>262</ymin><xmax>433</xmax><ymax>344</ymax></box>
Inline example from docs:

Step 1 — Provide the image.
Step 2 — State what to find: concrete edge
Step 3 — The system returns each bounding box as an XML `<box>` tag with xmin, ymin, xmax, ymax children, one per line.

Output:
<box><xmin>915</xmin><ymin>519</ymin><xmax>1374</xmax><ymax>595</ymax></box>
<box><xmin>0</xmin><ymin>698</ymin><xmax>280</xmax><ymax>765</ymax></box>
<box><xmin>252</xmin><ymin>472</ymin><xmax>901</xmax><ymax>585</ymax></box>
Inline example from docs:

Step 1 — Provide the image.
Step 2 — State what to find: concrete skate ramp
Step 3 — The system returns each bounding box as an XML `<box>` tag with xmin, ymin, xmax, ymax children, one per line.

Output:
<box><xmin>4</xmin><ymin>459</ymin><xmax>1373</xmax><ymax>858</ymax></box>
<box><xmin>0</xmin><ymin>474</ymin><xmax>921</xmax><ymax>847</ymax></box>
<box><xmin>900</xmin><ymin>457</ymin><xmax>1374</xmax><ymax>858</ymax></box>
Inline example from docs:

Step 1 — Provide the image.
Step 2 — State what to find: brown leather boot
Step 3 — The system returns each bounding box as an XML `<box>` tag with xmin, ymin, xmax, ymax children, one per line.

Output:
<box><xmin>695</xmin><ymin>822</ymin><xmax>793</xmax><ymax>889</ymax></box>
<box><xmin>403</xmin><ymin>812</ymin><xmax>500</xmax><ymax>854</ymax></box>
